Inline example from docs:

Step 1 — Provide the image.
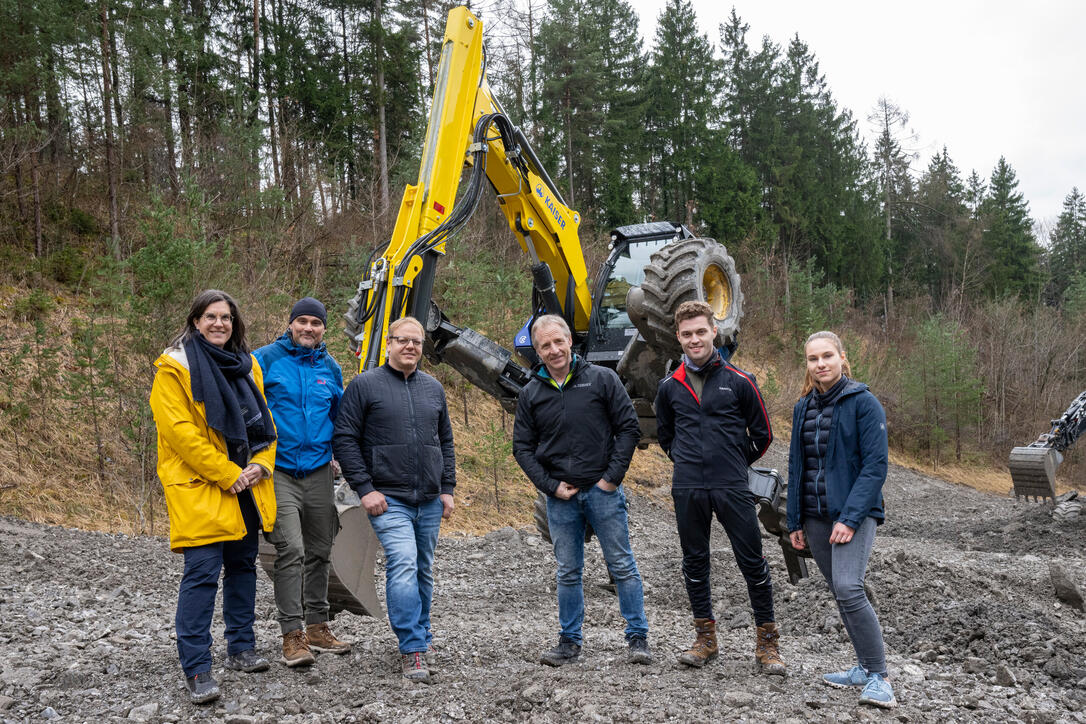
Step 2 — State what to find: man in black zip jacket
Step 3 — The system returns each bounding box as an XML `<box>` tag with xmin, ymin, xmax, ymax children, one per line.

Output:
<box><xmin>512</xmin><ymin>314</ymin><xmax>651</xmax><ymax>667</ymax></box>
<box><xmin>332</xmin><ymin>317</ymin><xmax>455</xmax><ymax>684</ymax></box>
<box><xmin>654</xmin><ymin>301</ymin><xmax>785</xmax><ymax>675</ymax></box>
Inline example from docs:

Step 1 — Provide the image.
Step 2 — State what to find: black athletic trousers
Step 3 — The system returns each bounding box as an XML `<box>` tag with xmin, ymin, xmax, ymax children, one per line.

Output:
<box><xmin>672</xmin><ymin>486</ymin><xmax>775</xmax><ymax>626</ymax></box>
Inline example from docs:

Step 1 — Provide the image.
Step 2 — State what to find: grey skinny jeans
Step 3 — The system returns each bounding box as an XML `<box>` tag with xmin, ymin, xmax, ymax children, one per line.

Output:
<box><xmin>803</xmin><ymin>516</ymin><xmax>887</xmax><ymax>676</ymax></box>
<box><xmin>267</xmin><ymin>464</ymin><xmax>339</xmax><ymax>633</ymax></box>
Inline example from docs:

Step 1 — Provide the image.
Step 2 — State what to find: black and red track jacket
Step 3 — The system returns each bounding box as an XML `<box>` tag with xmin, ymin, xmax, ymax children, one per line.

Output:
<box><xmin>654</xmin><ymin>350</ymin><xmax>772</xmax><ymax>488</ymax></box>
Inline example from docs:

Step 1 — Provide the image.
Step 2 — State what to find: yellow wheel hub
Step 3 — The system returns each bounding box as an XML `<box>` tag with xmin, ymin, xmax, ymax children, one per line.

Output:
<box><xmin>703</xmin><ymin>265</ymin><xmax>731</xmax><ymax>320</ymax></box>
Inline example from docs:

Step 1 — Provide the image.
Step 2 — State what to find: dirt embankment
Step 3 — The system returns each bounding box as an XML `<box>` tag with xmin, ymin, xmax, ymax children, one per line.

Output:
<box><xmin>1</xmin><ymin>442</ymin><xmax>1084</xmax><ymax>723</ymax></box>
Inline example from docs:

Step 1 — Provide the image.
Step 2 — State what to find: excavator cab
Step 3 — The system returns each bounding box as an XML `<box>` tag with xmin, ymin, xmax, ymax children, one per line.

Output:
<box><xmin>513</xmin><ymin>222</ymin><xmax>695</xmax><ymax>369</ymax></box>
<box><xmin>586</xmin><ymin>223</ymin><xmax>696</xmax><ymax>365</ymax></box>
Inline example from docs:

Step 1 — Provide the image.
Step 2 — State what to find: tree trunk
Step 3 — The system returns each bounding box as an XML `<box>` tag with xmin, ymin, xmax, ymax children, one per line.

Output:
<box><xmin>339</xmin><ymin>5</ymin><xmax>355</xmax><ymax>202</ymax></box>
<box><xmin>30</xmin><ymin>150</ymin><xmax>42</xmax><ymax>257</ymax></box>
<box><xmin>99</xmin><ymin>0</ymin><xmax>122</xmax><ymax>259</ymax></box>
<box><xmin>421</xmin><ymin>0</ymin><xmax>434</xmax><ymax>90</ymax></box>
<box><xmin>261</xmin><ymin>0</ymin><xmax>280</xmax><ymax>194</ymax></box>
<box><xmin>161</xmin><ymin>49</ymin><xmax>179</xmax><ymax>195</ymax></box>
<box><xmin>8</xmin><ymin>99</ymin><xmax>27</xmax><ymax>227</ymax></box>
<box><xmin>564</xmin><ymin>88</ymin><xmax>574</xmax><ymax>206</ymax></box>
<box><xmin>375</xmin><ymin>0</ymin><xmax>389</xmax><ymax>213</ymax></box>
<box><xmin>45</xmin><ymin>46</ymin><xmax>64</xmax><ymax>175</ymax></box>
<box><xmin>885</xmin><ymin>184</ymin><xmax>894</xmax><ymax>321</ymax></box>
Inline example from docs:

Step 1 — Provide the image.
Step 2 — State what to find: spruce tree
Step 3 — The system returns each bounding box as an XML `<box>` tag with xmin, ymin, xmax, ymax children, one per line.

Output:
<box><xmin>644</xmin><ymin>0</ymin><xmax>716</xmax><ymax>223</ymax></box>
<box><xmin>1047</xmin><ymin>187</ymin><xmax>1086</xmax><ymax>304</ymax></box>
<box><xmin>980</xmin><ymin>157</ymin><xmax>1040</xmax><ymax>298</ymax></box>
<box><xmin>914</xmin><ymin>147</ymin><xmax>969</xmax><ymax>305</ymax></box>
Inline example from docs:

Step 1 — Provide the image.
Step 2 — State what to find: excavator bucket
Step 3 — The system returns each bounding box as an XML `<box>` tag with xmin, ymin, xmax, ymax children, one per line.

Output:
<box><xmin>258</xmin><ymin>481</ymin><xmax>384</xmax><ymax>619</ymax></box>
<box><xmin>1008</xmin><ymin>446</ymin><xmax>1059</xmax><ymax>501</ymax></box>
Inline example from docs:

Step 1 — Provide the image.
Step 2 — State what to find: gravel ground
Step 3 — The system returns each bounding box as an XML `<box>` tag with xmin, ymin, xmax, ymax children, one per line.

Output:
<box><xmin>1</xmin><ymin>442</ymin><xmax>1084</xmax><ymax>723</ymax></box>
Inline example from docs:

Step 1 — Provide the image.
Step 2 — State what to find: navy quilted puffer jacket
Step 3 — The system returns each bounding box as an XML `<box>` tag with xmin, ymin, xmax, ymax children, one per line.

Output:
<box><xmin>799</xmin><ymin>376</ymin><xmax>848</xmax><ymax>519</ymax></box>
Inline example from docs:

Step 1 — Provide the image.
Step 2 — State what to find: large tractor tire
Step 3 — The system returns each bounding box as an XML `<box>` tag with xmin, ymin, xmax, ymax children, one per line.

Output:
<box><xmin>633</xmin><ymin>237</ymin><xmax>744</xmax><ymax>356</ymax></box>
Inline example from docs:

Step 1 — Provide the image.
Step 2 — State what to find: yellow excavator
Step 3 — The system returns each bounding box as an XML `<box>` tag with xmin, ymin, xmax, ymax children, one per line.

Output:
<box><xmin>264</xmin><ymin>6</ymin><xmax>793</xmax><ymax>616</ymax></box>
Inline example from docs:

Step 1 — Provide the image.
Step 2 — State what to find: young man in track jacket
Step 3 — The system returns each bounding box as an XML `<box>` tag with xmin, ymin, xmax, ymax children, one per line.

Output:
<box><xmin>654</xmin><ymin>301</ymin><xmax>785</xmax><ymax>675</ymax></box>
<box><xmin>512</xmin><ymin>314</ymin><xmax>651</xmax><ymax>666</ymax></box>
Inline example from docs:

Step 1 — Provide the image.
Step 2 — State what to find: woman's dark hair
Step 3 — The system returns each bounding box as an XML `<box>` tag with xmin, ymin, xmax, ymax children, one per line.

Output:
<box><xmin>170</xmin><ymin>289</ymin><xmax>249</xmax><ymax>355</ymax></box>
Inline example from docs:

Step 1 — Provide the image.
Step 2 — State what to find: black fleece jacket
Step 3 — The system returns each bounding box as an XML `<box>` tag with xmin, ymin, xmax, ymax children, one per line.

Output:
<box><xmin>332</xmin><ymin>364</ymin><xmax>455</xmax><ymax>503</ymax></box>
<box><xmin>655</xmin><ymin>350</ymin><xmax>772</xmax><ymax>488</ymax></box>
<box><xmin>512</xmin><ymin>357</ymin><xmax>640</xmax><ymax>496</ymax></box>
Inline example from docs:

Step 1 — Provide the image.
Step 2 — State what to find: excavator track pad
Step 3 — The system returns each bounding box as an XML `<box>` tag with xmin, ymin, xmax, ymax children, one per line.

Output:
<box><xmin>1008</xmin><ymin>446</ymin><xmax>1059</xmax><ymax>501</ymax></box>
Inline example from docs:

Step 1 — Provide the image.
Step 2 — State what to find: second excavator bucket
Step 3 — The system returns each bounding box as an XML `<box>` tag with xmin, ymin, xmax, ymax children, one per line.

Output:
<box><xmin>258</xmin><ymin>481</ymin><xmax>384</xmax><ymax>619</ymax></box>
<box><xmin>1008</xmin><ymin>446</ymin><xmax>1060</xmax><ymax>501</ymax></box>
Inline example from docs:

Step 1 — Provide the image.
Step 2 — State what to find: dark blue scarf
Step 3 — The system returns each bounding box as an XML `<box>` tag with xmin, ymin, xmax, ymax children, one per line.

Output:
<box><xmin>185</xmin><ymin>334</ymin><xmax>277</xmax><ymax>467</ymax></box>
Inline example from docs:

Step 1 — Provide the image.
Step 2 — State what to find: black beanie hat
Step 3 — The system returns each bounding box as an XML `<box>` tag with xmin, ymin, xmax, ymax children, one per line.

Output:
<box><xmin>290</xmin><ymin>297</ymin><xmax>327</xmax><ymax>326</ymax></box>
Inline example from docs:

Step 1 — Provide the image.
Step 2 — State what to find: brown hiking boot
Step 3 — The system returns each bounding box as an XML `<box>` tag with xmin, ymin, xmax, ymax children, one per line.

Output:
<box><xmin>280</xmin><ymin>629</ymin><xmax>315</xmax><ymax>667</ymax></box>
<box><xmin>677</xmin><ymin>618</ymin><xmax>718</xmax><ymax>667</ymax></box>
<box><xmin>306</xmin><ymin>622</ymin><xmax>351</xmax><ymax>654</ymax></box>
<box><xmin>755</xmin><ymin>621</ymin><xmax>786</xmax><ymax>676</ymax></box>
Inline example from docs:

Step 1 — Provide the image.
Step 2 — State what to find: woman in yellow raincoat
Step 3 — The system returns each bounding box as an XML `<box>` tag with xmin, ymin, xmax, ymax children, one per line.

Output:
<box><xmin>150</xmin><ymin>290</ymin><xmax>277</xmax><ymax>704</ymax></box>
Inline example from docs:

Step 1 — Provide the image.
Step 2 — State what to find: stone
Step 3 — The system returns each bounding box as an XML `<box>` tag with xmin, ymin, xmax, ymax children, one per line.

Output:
<box><xmin>42</xmin><ymin>707</ymin><xmax>59</xmax><ymax>720</ymax></box>
<box><xmin>722</xmin><ymin>691</ymin><xmax>754</xmax><ymax>708</ymax></box>
<box><xmin>485</xmin><ymin>527</ymin><xmax>517</xmax><ymax>543</ymax></box>
<box><xmin>1049</xmin><ymin>562</ymin><xmax>1084</xmax><ymax>611</ymax></box>
<box><xmin>996</xmin><ymin>665</ymin><xmax>1018</xmax><ymax>687</ymax></box>
<box><xmin>127</xmin><ymin>703</ymin><xmax>159</xmax><ymax>721</ymax></box>
<box><xmin>521</xmin><ymin>684</ymin><xmax>546</xmax><ymax>705</ymax></box>
<box><xmin>1044</xmin><ymin>655</ymin><xmax>1074</xmax><ymax>680</ymax></box>
<box><xmin>963</xmin><ymin>657</ymin><xmax>986</xmax><ymax>674</ymax></box>
<box><xmin>0</xmin><ymin>696</ymin><xmax>13</xmax><ymax>711</ymax></box>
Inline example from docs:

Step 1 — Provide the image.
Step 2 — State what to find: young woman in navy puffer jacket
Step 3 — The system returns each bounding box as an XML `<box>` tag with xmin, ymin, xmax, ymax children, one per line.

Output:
<box><xmin>786</xmin><ymin>331</ymin><xmax>897</xmax><ymax>710</ymax></box>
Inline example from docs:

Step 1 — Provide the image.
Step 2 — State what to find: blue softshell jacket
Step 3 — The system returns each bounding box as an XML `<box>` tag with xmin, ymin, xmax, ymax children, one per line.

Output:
<box><xmin>786</xmin><ymin>378</ymin><xmax>888</xmax><ymax>532</ymax></box>
<box><xmin>254</xmin><ymin>332</ymin><xmax>344</xmax><ymax>475</ymax></box>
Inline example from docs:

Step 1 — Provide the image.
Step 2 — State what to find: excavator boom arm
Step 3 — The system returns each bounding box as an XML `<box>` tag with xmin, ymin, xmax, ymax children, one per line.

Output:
<box><xmin>346</xmin><ymin>6</ymin><xmax>591</xmax><ymax>373</ymax></box>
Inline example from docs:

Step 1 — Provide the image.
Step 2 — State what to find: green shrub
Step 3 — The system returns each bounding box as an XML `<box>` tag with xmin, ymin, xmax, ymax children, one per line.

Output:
<box><xmin>40</xmin><ymin>246</ymin><xmax>87</xmax><ymax>285</ymax></box>
<box><xmin>68</xmin><ymin>208</ymin><xmax>99</xmax><ymax>236</ymax></box>
<box><xmin>11</xmin><ymin>289</ymin><xmax>55</xmax><ymax>322</ymax></box>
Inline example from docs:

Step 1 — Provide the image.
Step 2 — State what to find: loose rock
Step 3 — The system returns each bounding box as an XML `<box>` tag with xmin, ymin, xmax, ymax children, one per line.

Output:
<box><xmin>1049</xmin><ymin>562</ymin><xmax>1085</xmax><ymax>611</ymax></box>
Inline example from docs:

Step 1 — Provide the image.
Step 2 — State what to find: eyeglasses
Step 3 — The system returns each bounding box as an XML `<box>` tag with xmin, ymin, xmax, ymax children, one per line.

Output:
<box><xmin>201</xmin><ymin>313</ymin><xmax>233</xmax><ymax>324</ymax></box>
<box><xmin>389</xmin><ymin>335</ymin><xmax>423</xmax><ymax>347</ymax></box>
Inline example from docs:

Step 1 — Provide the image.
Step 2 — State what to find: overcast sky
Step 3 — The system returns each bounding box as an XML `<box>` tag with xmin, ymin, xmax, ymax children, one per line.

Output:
<box><xmin>629</xmin><ymin>0</ymin><xmax>1085</xmax><ymax>232</ymax></box>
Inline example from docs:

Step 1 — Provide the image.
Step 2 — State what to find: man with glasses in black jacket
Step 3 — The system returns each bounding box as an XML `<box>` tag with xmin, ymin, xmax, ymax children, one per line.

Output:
<box><xmin>333</xmin><ymin>316</ymin><xmax>456</xmax><ymax>684</ymax></box>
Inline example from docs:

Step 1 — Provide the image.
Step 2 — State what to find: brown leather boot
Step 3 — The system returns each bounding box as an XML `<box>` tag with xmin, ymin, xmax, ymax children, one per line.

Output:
<box><xmin>755</xmin><ymin>622</ymin><xmax>786</xmax><ymax>676</ymax></box>
<box><xmin>677</xmin><ymin>618</ymin><xmax>718</xmax><ymax>667</ymax></box>
<box><xmin>306</xmin><ymin>622</ymin><xmax>351</xmax><ymax>654</ymax></box>
<box><xmin>280</xmin><ymin>629</ymin><xmax>315</xmax><ymax>667</ymax></box>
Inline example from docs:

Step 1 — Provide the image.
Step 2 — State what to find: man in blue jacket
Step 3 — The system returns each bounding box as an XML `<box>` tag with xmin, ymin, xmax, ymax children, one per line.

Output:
<box><xmin>513</xmin><ymin>314</ymin><xmax>650</xmax><ymax>667</ymax></box>
<box><xmin>254</xmin><ymin>297</ymin><xmax>350</xmax><ymax>667</ymax></box>
<box><xmin>332</xmin><ymin>316</ymin><xmax>456</xmax><ymax>684</ymax></box>
<box><xmin>655</xmin><ymin>301</ymin><xmax>784</xmax><ymax>675</ymax></box>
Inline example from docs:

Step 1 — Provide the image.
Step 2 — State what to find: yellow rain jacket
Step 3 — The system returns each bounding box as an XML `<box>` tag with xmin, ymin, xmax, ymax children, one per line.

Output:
<box><xmin>150</xmin><ymin>346</ymin><xmax>277</xmax><ymax>551</ymax></box>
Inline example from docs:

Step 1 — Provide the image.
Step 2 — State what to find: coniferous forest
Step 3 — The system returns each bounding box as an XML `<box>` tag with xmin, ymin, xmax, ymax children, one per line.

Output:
<box><xmin>1</xmin><ymin>0</ymin><xmax>1085</xmax><ymax>528</ymax></box>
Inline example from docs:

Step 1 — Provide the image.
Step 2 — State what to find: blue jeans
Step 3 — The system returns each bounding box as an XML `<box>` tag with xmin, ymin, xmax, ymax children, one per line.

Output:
<box><xmin>804</xmin><ymin>516</ymin><xmax>887</xmax><ymax>676</ymax></box>
<box><xmin>547</xmin><ymin>484</ymin><xmax>648</xmax><ymax>644</ymax></box>
<box><xmin>368</xmin><ymin>495</ymin><xmax>443</xmax><ymax>654</ymax></box>
<box><xmin>176</xmin><ymin>491</ymin><xmax>260</xmax><ymax>677</ymax></box>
